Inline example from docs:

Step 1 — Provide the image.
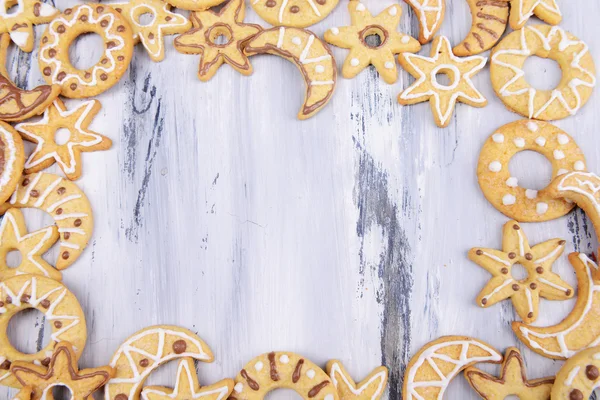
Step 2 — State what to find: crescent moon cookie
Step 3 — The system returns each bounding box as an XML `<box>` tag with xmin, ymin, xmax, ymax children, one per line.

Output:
<box><xmin>513</xmin><ymin>253</ymin><xmax>600</xmax><ymax>360</ymax></box>
<box><xmin>323</xmin><ymin>2</ymin><xmax>420</xmax><ymax>84</ymax></box>
<box><xmin>244</xmin><ymin>27</ymin><xmax>337</xmax><ymax>120</ymax></box>
<box><xmin>469</xmin><ymin>220</ymin><xmax>573</xmax><ymax>323</ymax></box>
<box><xmin>0</xmin><ymin>0</ymin><xmax>58</xmax><ymax>52</ymax></box>
<box><xmin>141</xmin><ymin>358</ymin><xmax>234</xmax><ymax>400</ymax></box>
<box><xmin>0</xmin><ymin>275</ymin><xmax>87</xmax><ymax>388</ymax></box>
<box><xmin>15</xmin><ymin>99</ymin><xmax>112</xmax><ymax>181</ymax></box>
<box><xmin>111</xmin><ymin>0</ymin><xmax>191</xmax><ymax>62</ymax></box>
<box><xmin>0</xmin><ymin>121</ymin><xmax>25</xmax><ymax>205</ymax></box>
<box><xmin>105</xmin><ymin>325</ymin><xmax>214</xmax><ymax>400</ymax></box>
<box><xmin>552</xmin><ymin>345</ymin><xmax>600</xmax><ymax>400</ymax></box>
<box><xmin>477</xmin><ymin>120</ymin><xmax>586</xmax><ymax>222</ymax></box>
<box><xmin>0</xmin><ymin>172</ymin><xmax>94</xmax><ymax>270</ymax></box>
<box><xmin>402</xmin><ymin>336</ymin><xmax>502</xmax><ymax>400</ymax></box>
<box><xmin>230</xmin><ymin>352</ymin><xmax>339</xmax><ymax>400</ymax></box>
<box><xmin>397</xmin><ymin>36</ymin><xmax>487</xmax><ymax>128</ymax></box>
<box><xmin>453</xmin><ymin>0</ymin><xmax>509</xmax><ymax>56</ymax></box>
<box><xmin>464</xmin><ymin>347</ymin><xmax>554</xmax><ymax>400</ymax></box>
<box><xmin>509</xmin><ymin>0</ymin><xmax>561</xmax><ymax>30</ymax></box>
<box><xmin>0</xmin><ymin>208</ymin><xmax>60</xmax><ymax>281</ymax></box>
<box><xmin>490</xmin><ymin>25</ymin><xmax>596</xmax><ymax>121</ymax></box>
<box><xmin>11</xmin><ymin>341</ymin><xmax>114</xmax><ymax>400</ymax></box>
<box><xmin>403</xmin><ymin>0</ymin><xmax>444</xmax><ymax>44</ymax></box>
<box><xmin>326</xmin><ymin>360</ymin><xmax>388</xmax><ymax>400</ymax></box>
<box><xmin>249</xmin><ymin>0</ymin><xmax>339</xmax><ymax>28</ymax></box>
<box><xmin>38</xmin><ymin>4</ymin><xmax>135</xmax><ymax>98</ymax></box>
<box><xmin>173</xmin><ymin>0</ymin><xmax>261</xmax><ymax>82</ymax></box>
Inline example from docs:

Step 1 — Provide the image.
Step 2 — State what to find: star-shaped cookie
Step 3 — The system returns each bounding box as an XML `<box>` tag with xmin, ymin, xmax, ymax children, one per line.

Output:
<box><xmin>465</xmin><ymin>347</ymin><xmax>554</xmax><ymax>400</ymax></box>
<box><xmin>324</xmin><ymin>1</ymin><xmax>420</xmax><ymax>84</ymax></box>
<box><xmin>469</xmin><ymin>220</ymin><xmax>574</xmax><ymax>323</ymax></box>
<box><xmin>11</xmin><ymin>341</ymin><xmax>114</xmax><ymax>400</ymax></box>
<box><xmin>111</xmin><ymin>0</ymin><xmax>191</xmax><ymax>62</ymax></box>
<box><xmin>398</xmin><ymin>35</ymin><xmax>487</xmax><ymax>128</ymax></box>
<box><xmin>141</xmin><ymin>358</ymin><xmax>234</xmax><ymax>400</ymax></box>
<box><xmin>0</xmin><ymin>0</ymin><xmax>58</xmax><ymax>52</ymax></box>
<box><xmin>509</xmin><ymin>0</ymin><xmax>561</xmax><ymax>30</ymax></box>
<box><xmin>0</xmin><ymin>208</ymin><xmax>60</xmax><ymax>280</ymax></box>
<box><xmin>15</xmin><ymin>98</ymin><xmax>112</xmax><ymax>180</ymax></box>
<box><xmin>174</xmin><ymin>0</ymin><xmax>262</xmax><ymax>81</ymax></box>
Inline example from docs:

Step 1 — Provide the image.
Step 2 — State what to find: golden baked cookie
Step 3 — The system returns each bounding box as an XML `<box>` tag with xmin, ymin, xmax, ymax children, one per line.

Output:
<box><xmin>465</xmin><ymin>347</ymin><xmax>554</xmax><ymax>400</ymax></box>
<box><xmin>142</xmin><ymin>358</ymin><xmax>234</xmax><ymax>400</ymax></box>
<box><xmin>174</xmin><ymin>0</ymin><xmax>261</xmax><ymax>81</ymax></box>
<box><xmin>250</xmin><ymin>0</ymin><xmax>339</xmax><ymax>28</ymax></box>
<box><xmin>552</xmin><ymin>345</ymin><xmax>600</xmax><ymax>400</ymax></box>
<box><xmin>0</xmin><ymin>0</ymin><xmax>58</xmax><ymax>52</ymax></box>
<box><xmin>490</xmin><ymin>25</ymin><xmax>596</xmax><ymax>121</ymax></box>
<box><xmin>231</xmin><ymin>352</ymin><xmax>339</xmax><ymax>400</ymax></box>
<box><xmin>403</xmin><ymin>0</ymin><xmax>444</xmax><ymax>44</ymax></box>
<box><xmin>477</xmin><ymin>120</ymin><xmax>586</xmax><ymax>222</ymax></box>
<box><xmin>403</xmin><ymin>336</ymin><xmax>502</xmax><ymax>400</ymax></box>
<box><xmin>0</xmin><ymin>121</ymin><xmax>25</xmax><ymax>205</ymax></box>
<box><xmin>469</xmin><ymin>220</ymin><xmax>573</xmax><ymax>323</ymax></box>
<box><xmin>0</xmin><ymin>208</ymin><xmax>60</xmax><ymax>280</ymax></box>
<box><xmin>15</xmin><ymin>99</ymin><xmax>112</xmax><ymax>181</ymax></box>
<box><xmin>111</xmin><ymin>0</ymin><xmax>191</xmax><ymax>62</ymax></box>
<box><xmin>12</xmin><ymin>341</ymin><xmax>114</xmax><ymax>400</ymax></box>
<box><xmin>397</xmin><ymin>36</ymin><xmax>487</xmax><ymax>128</ymax></box>
<box><xmin>323</xmin><ymin>1</ymin><xmax>420</xmax><ymax>84</ymax></box>
<box><xmin>244</xmin><ymin>27</ymin><xmax>336</xmax><ymax>120</ymax></box>
<box><xmin>509</xmin><ymin>0</ymin><xmax>561</xmax><ymax>30</ymax></box>
<box><xmin>13</xmin><ymin>386</ymin><xmax>33</xmax><ymax>400</ymax></box>
<box><xmin>326</xmin><ymin>360</ymin><xmax>387</xmax><ymax>400</ymax></box>
<box><xmin>0</xmin><ymin>173</ymin><xmax>94</xmax><ymax>270</ymax></box>
<box><xmin>105</xmin><ymin>326</ymin><xmax>214</xmax><ymax>400</ymax></box>
<box><xmin>0</xmin><ymin>275</ymin><xmax>87</xmax><ymax>388</ymax></box>
<box><xmin>453</xmin><ymin>0</ymin><xmax>509</xmax><ymax>56</ymax></box>
<box><xmin>38</xmin><ymin>4</ymin><xmax>135</xmax><ymax>98</ymax></box>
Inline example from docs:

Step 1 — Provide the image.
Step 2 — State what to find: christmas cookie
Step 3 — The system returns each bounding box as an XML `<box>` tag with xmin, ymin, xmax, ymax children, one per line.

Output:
<box><xmin>15</xmin><ymin>99</ymin><xmax>112</xmax><ymax>181</ymax></box>
<box><xmin>0</xmin><ymin>0</ymin><xmax>58</xmax><ymax>52</ymax></box>
<box><xmin>513</xmin><ymin>253</ymin><xmax>600</xmax><ymax>359</ymax></box>
<box><xmin>323</xmin><ymin>2</ymin><xmax>420</xmax><ymax>84</ymax></box>
<box><xmin>0</xmin><ymin>172</ymin><xmax>94</xmax><ymax>270</ymax></box>
<box><xmin>0</xmin><ymin>121</ymin><xmax>25</xmax><ymax>205</ymax></box>
<box><xmin>0</xmin><ymin>275</ymin><xmax>87</xmax><ymax>388</ymax></box>
<box><xmin>230</xmin><ymin>352</ymin><xmax>338</xmax><ymax>400</ymax></box>
<box><xmin>403</xmin><ymin>336</ymin><xmax>502</xmax><ymax>400</ymax></box>
<box><xmin>105</xmin><ymin>326</ymin><xmax>214</xmax><ymax>400</ymax></box>
<box><xmin>477</xmin><ymin>120</ymin><xmax>586</xmax><ymax>222</ymax></box>
<box><xmin>453</xmin><ymin>0</ymin><xmax>509</xmax><ymax>56</ymax></box>
<box><xmin>111</xmin><ymin>0</ymin><xmax>191</xmax><ymax>62</ymax></box>
<box><xmin>174</xmin><ymin>0</ymin><xmax>261</xmax><ymax>81</ymax></box>
<box><xmin>403</xmin><ymin>0</ymin><xmax>444</xmax><ymax>44</ymax></box>
<box><xmin>12</xmin><ymin>341</ymin><xmax>114</xmax><ymax>400</ymax></box>
<box><xmin>38</xmin><ymin>4</ymin><xmax>135</xmax><ymax>98</ymax></box>
<box><xmin>490</xmin><ymin>25</ymin><xmax>596</xmax><ymax>120</ymax></box>
<box><xmin>326</xmin><ymin>360</ymin><xmax>388</xmax><ymax>400</ymax></box>
<box><xmin>0</xmin><ymin>208</ymin><xmax>60</xmax><ymax>281</ymax></box>
<box><xmin>397</xmin><ymin>35</ymin><xmax>487</xmax><ymax>128</ymax></box>
<box><xmin>508</xmin><ymin>0</ymin><xmax>561</xmax><ymax>30</ymax></box>
<box><xmin>469</xmin><ymin>220</ymin><xmax>573</xmax><ymax>323</ymax></box>
<box><xmin>465</xmin><ymin>347</ymin><xmax>554</xmax><ymax>400</ymax></box>
<box><xmin>552</xmin><ymin>345</ymin><xmax>600</xmax><ymax>400</ymax></box>
<box><xmin>244</xmin><ymin>27</ymin><xmax>336</xmax><ymax>120</ymax></box>
<box><xmin>249</xmin><ymin>0</ymin><xmax>339</xmax><ymax>28</ymax></box>
<box><xmin>142</xmin><ymin>358</ymin><xmax>234</xmax><ymax>400</ymax></box>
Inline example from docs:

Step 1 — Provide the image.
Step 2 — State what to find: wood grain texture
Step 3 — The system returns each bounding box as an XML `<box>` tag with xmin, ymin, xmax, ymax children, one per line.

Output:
<box><xmin>2</xmin><ymin>0</ymin><xmax>600</xmax><ymax>398</ymax></box>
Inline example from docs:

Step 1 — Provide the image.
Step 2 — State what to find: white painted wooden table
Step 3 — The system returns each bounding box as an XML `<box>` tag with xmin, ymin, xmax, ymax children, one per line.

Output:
<box><xmin>2</xmin><ymin>0</ymin><xmax>600</xmax><ymax>398</ymax></box>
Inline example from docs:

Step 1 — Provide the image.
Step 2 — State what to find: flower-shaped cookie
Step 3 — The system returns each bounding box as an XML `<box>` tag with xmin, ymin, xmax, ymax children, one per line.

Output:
<box><xmin>324</xmin><ymin>1</ymin><xmax>420</xmax><ymax>84</ymax></box>
<box><xmin>0</xmin><ymin>0</ymin><xmax>58</xmax><ymax>52</ymax></box>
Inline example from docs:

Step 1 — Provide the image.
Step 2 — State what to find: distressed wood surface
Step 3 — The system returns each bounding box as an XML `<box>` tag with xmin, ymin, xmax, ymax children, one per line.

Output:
<box><xmin>2</xmin><ymin>0</ymin><xmax>600</xmax><ymax>398</ymax></box>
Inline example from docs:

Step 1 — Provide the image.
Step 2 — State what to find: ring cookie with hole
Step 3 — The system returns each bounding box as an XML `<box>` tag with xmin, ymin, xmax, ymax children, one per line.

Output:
<box><xmin>326</xmin><ymin>360</ymin><xmax>388</xmax><ymax>400</ymax></box>
<box><xmin>0</xmin><ymin>172</ymin><xmax>94</xmax><ymax>270</ymax></box>
<box><xmin>38</xmin><ymin>4</ymin><xmax>135</xmax><ymax>98</ymax></box>
<box><xmin>11</xmin><ymin>341</ymin><xmax>114</xmax><ymax>400</ymax></box>
<box><xmin>111</xmin><ymin>0</ymin><xmax>191</xmax><ymax>62</ymax></box>
<box><xmin>509</xmin><ymin>0</ymin><xmax>561</xmax><ymax>30</ymax></box>
<box><xmin>0</xmin><ymin>121</ymin><xmax>24</xmax><ymax>205</ymax></box>
<box><xmin>0</xmin><ymin>0</ymin><xmax>58</xmax><ymax>52</ymax></box>
<box><xmin>490</xmin><ymin>25</ymin><xmax>596</xmax><ymax>121</ymax></box>
<box><xmin>249</xmin><ymin>0</ymin><xmax>339</xmax><ymax>28</ymax></box>
<box><xmin>397</xmin><ymin>35</ymin><xmax>487</xmax><ymax>128</ymax></box>
<box><xmin>453</xmin><ymin>0</ymin><xmax>509</xmax><ymax>56</ymax></box>
<box><xmin>469</xmin><ymin>220</ymin><xmax>573</xmax><ymax>324</ymax></box>
<box><xmin>403</xmin><ymin>336</ymin><xmax>502</xmax><ymax>400</ymax></box>
<box><xmin>324</xmin><ymin>2</ymin><xmax>420</xmax><ymax>84</ymax></box>
<box><xmin>230</xmin><ymin>352</ymin><xmax>339</xmax><ymax>400</ymax></box>
<box><xmin>403</xmin><ymin>0</ymin><xmax>444</xmax><ymax>44</ymax></box>
<box><xmin>551</xmin><ymin>345</ymin><xmax>600</xmax><ymax>399</ymax></box>
<box><xmin>0</xmin><ymin>275</ymin><xmax>87</xmax><ymax>388</ymax></box>
<box><xmin>477</xmin><ymin>120</ymin><xmax>586</xmax><ymax>222</ymax></box>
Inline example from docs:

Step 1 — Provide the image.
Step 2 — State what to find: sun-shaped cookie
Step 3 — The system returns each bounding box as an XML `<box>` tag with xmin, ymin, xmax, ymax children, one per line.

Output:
<box><xmin>324</xmin><ymin>1</ymin><xmax>420</xmax><ymax>84</ymax></box>
<box><xmin>0</xmin><ymin>0</ymin><xmax>58</xmax><ymax>52</ymax></box>
<box><xmin>174</xmin><ymin>0</ymin><xmax>262</xmax><ymax>81</ymax></box>
<box><xmin>398</xmin><ymin>35</ymin><xmax>487</xmax><ymax>128</ymax></box>
<box><xmin>469</xmin><ymin>220</ymin><xmax>573</xmax><ymax>323</ymax></box>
